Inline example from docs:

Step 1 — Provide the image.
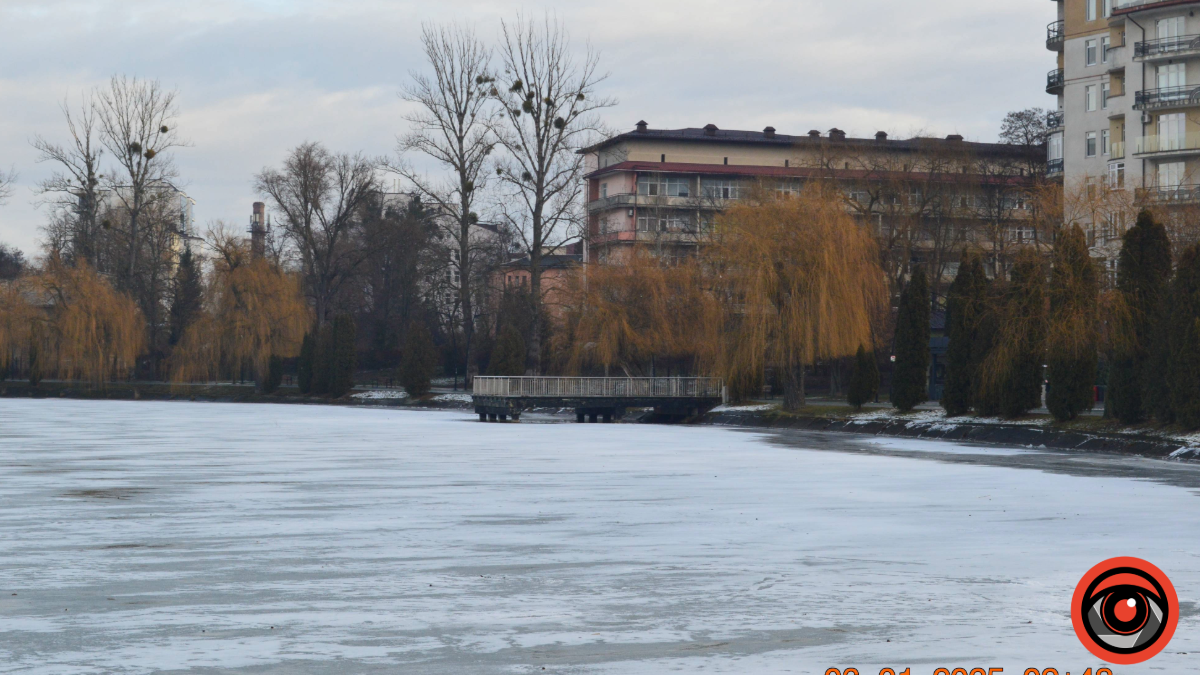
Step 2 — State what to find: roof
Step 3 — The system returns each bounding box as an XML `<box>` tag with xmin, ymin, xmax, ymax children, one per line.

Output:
<box><xmin>581</xmin><ymin>124</ymin><xmax>1043</xmax><ymax>160</ymax></box>
<box><xmin>586</xmin><ymin>160</ymin><xmax>1038</xmax><ymax>187</ymax></box>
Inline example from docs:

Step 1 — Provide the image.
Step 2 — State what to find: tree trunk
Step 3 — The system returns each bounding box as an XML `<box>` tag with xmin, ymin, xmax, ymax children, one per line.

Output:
<box><xmin>528</xmin><ymin>234</ymin><xmax>543</xmax><ymax>375</ymax></box>
<box><xmin>459</xmin><ymin>218</ymin><xmax>475</xmax><ymax>387</ymax></box>
<box><xmin>783</xmin><ymin>363</ymin><xmax>806</xmax><ymax>412</ymax></box>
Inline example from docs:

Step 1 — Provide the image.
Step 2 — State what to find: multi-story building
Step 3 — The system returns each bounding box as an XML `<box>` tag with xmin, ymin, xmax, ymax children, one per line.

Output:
<box><xmin>1051</xmin><ymin>0</ymin><xmax>1200</xmax><ymax>264</ymax></box>
<box><xmin>581</xmin><ymin>122</ymin><xmax>1044</xmax><ymax>295</ymax></box>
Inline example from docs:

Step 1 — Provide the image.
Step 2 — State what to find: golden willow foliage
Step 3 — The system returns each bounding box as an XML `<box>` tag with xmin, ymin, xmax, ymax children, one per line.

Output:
<box><xmin>708</xmin><ymin>185</ymin><xmax>888</xmax><ymax>404</ymax></box>
<box><xmin>4</xmin><ymin>258</ymin><xmax>146</xmax><ymax>386</ymax></box>
<box><xmin>555</xmin><ymin>251</ymin><xmax>720</xmax><ymax>375</ymax></box>
<box><xmin>0</xmin><ymin>282</ymin><xmax>40</xmax><ymax>372</ymax></box>
<box><xmin>172</xmin><ymin>236</ymin><xmax>310</xmax><ymax>383</ymax></box>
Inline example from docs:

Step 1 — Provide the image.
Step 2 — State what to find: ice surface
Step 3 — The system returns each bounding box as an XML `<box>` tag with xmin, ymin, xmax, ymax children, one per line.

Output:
<box><xmin>1</xmin><ymin>400</ymin><xmax>1197</xmax><ymax>674</ymax></box>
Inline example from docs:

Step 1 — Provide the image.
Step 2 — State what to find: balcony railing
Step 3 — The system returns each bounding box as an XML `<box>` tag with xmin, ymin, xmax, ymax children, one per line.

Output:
<box><xmin>1047</xmin><ymin>111</ymin><xmax>1065</xmax><ymax>129</ymax></box>
<box><xmin>1137</xmin><ymin>184</ymin><xmax>1200</xmax><ymax>204</ymax></box>
<box><xmin>473</xmin><ymin>377</ymin><xmax>726</xmax><ymax>399</ymax></box>
<box><xmin>1134</xmin><ymin>134</ymin><xmax>1200</xmax><ymax>155</ymax></box>
<box><xmin>1134</xmin><ymin>86</ymin><xmax>1200</xmax><ymax>111</ymax></box>
<box><xmin>1047</xmin><ymin>158</ymin><xmax>1064</xmax><ymax>175</ymax></box>
<box><xmin>1117</xmin><ymin>0</ymin><xmax>1189</xmax><ymax>12</ymax></box>
<box><xmin>1047</xmin><ymin>21</ymin><xmax>1066</xmax><ymax>50</ymax></box>
<box><xmin>1135</xmin><ymin>34</ymin><xmax>1200</xmax><ymax>59</ymax></box>
<box><xmin>1047</xmin><ymin>69</ymin><xmax>1065</xmax><ymax>95</ymax></box>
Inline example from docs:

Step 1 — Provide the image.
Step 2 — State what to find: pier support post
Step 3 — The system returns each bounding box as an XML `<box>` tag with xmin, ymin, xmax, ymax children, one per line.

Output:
<box><xmin>576</xmin><ymin>412</ymin><xmax>585</xmax><ymax>423</ymax></box>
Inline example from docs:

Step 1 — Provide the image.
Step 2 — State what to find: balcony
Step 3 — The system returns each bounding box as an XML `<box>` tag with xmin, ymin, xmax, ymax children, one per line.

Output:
<box><xmin>1134</xmin><ymin>35</ymin><xmax>1200</xmax><ymax>61</ymax></box>
<box><xmin>1047</xmin><ymin>69</ymin><xmax>1065</xmax><ymax>95</ymax></box>
<box><xmin>1133</xmin><ymin>133</ymin><xmax>1200</xmax><ymax>157</ymax></box>
<box><xmin>1047</xmin><ymin>21</ymin><xmax>1065</xmax><ymax>51</ymax></box>
<box><xmin>1047</xmin><ymin>110</ymin><xmax>1065</xmax><ymax>129</ymax></box>
<box><xmin>1047</xmin><ymin>158</ymin><xmax>1064</xmax><ymax>177</ymax></box>
<box><xmin>1134</xmin><ymin>86</ymin><xmax>1200</xmax><ymax>111</ymax></box>
<box><xmin>1137</xmin><ymin>184</ymin><xmax>1200</xmax><ymax>204</ymax></box>
<box><xmin>1111</xmin><ymin>141</ymin><xmax>1125</xmax><ymax>160</ymax></box>
<box><xmin>1117</xmin><ymin>0</ymin><xmax>1192</xmax><ymax>12</ymax></box>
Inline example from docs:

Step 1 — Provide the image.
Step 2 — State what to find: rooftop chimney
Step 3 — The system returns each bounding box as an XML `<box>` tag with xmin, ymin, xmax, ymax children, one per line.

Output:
<box><xmin>946</xmin><ymin>134</ymin><xmax>964</xmax><ymax>142</ymax></box>
<box><xmin>875</xmin><ymin>131</ymin><xmax>888</xmax><ymax>141</ymax></box>
<box><xmin>763</xmin><ymin>126</ymin><xmax>777</xmax><ymax>139</ymax></box>
<box><xmin>808</xmin><ymin>130</ymin><xmax>821</xmax><ymax>139</ymax></box>
<box><xmin>703</xmin><ymin>123</ymin><xmax>719</xmax><ymax>136</ymax></box>
<box><xmin>635</xmin><ymin>120</ymin><xmax>648</xmax><ymax>132</ymax></box>
<box><xmin>829</xmin><ymin>128</ymin><xmax>847</xmax><ymax>140</ymax></box>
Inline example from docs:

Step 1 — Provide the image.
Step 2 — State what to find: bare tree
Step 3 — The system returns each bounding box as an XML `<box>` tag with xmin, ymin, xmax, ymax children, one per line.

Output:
<box><xmin>392</xmin><ymin>23</ymin><xmax>498</xmax><ymax>381</ymax></box>
<box><xmin>1000</xmin><ymin>108</ymin><xmax>1049</xmax><ymax>178</ymax></box>
<box><xmin>491</xmin><ymin>13</ymin><xmax>615</xmax><ymax>373</ymax></box>
<box><xmin>255</xmin><ymin>142</ymin><xmax>378</xmax><ymax>325</ymax></box>
<box><xmin>93</xmin><ymin>76</ymin><xmax>185</xmax><ymax>286</ymax></box>
<box><xmin>31</xmin><ymin>95</ymin><xmax>105</xmax><ymax>266</ymax></box>
<box><xmin>0</xmin><ymin>167</ymin><xmax>15</xmax><ymax>205</ymax></box>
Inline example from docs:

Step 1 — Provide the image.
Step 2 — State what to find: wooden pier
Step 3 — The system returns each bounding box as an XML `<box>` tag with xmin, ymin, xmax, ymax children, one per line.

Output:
<box><xmin>471</xmin><ymin>377</ymin><xmax>726</xmax><ymax>423</ymax></box>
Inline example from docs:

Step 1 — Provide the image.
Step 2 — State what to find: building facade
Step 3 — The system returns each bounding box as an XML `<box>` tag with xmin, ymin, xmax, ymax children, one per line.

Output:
<box><xmin>1051</xmin><ymin>0</ymin><xmax>1200</xmax><ymax>264</ymax></box>
<box><xmin>582</xmin><ymin>123</ymin><xmax>1044</xmax><ymax>296</ymax></box>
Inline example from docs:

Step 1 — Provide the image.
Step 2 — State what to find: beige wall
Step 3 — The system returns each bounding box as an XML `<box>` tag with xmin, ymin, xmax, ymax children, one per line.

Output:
<box><xmin>1065</xmin><ymin>0</ymin><xmax>1111</xmax><ymax>36</ymax></box>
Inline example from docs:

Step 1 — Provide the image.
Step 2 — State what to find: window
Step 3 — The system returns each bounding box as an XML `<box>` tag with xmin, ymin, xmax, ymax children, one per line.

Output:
<box><xmin>636</xmin><ymin>213</ymin><xmax>690</xmax><ymax>232</ymax></box>
<box><xmin>1101</xmin><ymin>129</ymin><xmax>1110</xmax><ymax>155</ymax></box>
<box><xmin>723</xmin><ymin>157</ymin><xmax>728</xmax><ymax>165</ymax></box>
<box><xmin>637</xmin><ymin>175</ymin><xmax>690</xmax><ymax>197</ymax></box>
<box><xmin>1104</xmin><ymin>0</ymin><xmax>1113</xmax><ymax>18</ymax></box>
<box><xmin>701</xmin><ymin>178</ymin><xmax>745</xmax><ymax>200</ymax></box>
<box><xmin>1101</xmin><ymin>35</ymin><xmax>1111</xmax><ymax>64</ymax></box>
<box><xmin>1086</xmin><ymin>39</ymin><xmax>1098</xmax><ymax>66</ymax></box>
<box><xmin>1158</xmin><ymin>113</ymin><xmax>1186</xmax><ymax>151</ymax></box>
<box><xmin>1158</xmin><ymin>161</ymin><xmax>1185</xmax><ymax>188</ymax></box>
<box><xmin>600</xmin><ymin>183</ymin><xmax>608</xmax><ymax>199</ymax></box>
<box><xmin>1158</xmin><ymin>16</ymin><xmax>1185</xmax><ymax>50</ymax></box>
<box><xmin>1158</xmin><ymin>63</ymin><xmax>1186</xmax><ymax>90</ymax></box>
<box><xmin>1087</xmin><ymin>0</ymin><xmax>1096</xmax><ymax>21</ymax></box>
<box><xmin>1102</xmin><ymin>81</ymin><xmax>1111</xmax><ymax>109</ymax></box>
<box><xmin>1085</xmin><ymin>85</ymin><xmax>1097</xmax><ymax>112</ymax></box>
<box><xmin>1048</xmin><ymin>132</ymin><xmax>1064</xmax><ymax>161</ymax></box>
<box><xmin>1086</xmin><ymin>131</ymin><xmax>1098</xmax><ymax>157</ymax></box>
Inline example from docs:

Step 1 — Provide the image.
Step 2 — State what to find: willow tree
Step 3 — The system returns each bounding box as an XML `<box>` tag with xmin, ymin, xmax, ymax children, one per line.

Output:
<box><xmin>1046</xmin><ymin>225</ymin><xmax>1099</xmax><ymax>421</ymax></box>
<box><xmin>0</xmin><ymin>281</ymin><xmax>39</xmax><ymax>378</ymax></box>
<box><xmin>979</xmin><ymin>250</ymin><xmax>1047</xmax><ymax>418</ymax></box>
<box><xmin>36</xmin><ymin>258</ymin><xmax>146</xmax><ymax>387</ymax></box>
<box><xmin>172</xmin><ymin>235</ymin><xmax>309</xmax><ymax>385</ymax></box>
<box><xmin>557</xmin><ymin>250</ymin><xmax>719</xmax><ymax>377</ymax></box>
<box><xmin>707</xmin><ymin>185</ymin><xmax>887</xmax><ymax>410</ymax></box>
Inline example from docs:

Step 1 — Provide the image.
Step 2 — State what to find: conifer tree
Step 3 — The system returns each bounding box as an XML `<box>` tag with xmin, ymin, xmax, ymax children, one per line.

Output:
<box><xmin>1144</xmin><ymin>295</ymin><xmax>1174</xmax><ymax>423</ymax></box>
<box><xmin>847</xmin><ymin>344</ymin><xmax>880</xmax><ymax>411</ymax></box>
<box><xmin>264</xmin><ymin>355</ymin><xmax>284</xmax><ymax>394</ymax></box>
<box><xmin>1108</xmin><ymin>210</ymin><xmax>1172</xmax><ymax>423</ymax></box>
<box><xmin>488</xmin><ymin>324</ymin><xmax>527</xmax><ymax>376</ymax></box>
<box><xmin>297</xmin><ymin>331</ymin><xmax>315</xmax><ymax>394</ymax></box>
<box><xmin>942</xmin><ymin>252</ymin><xmax>988</xmax><ymax>416</ymax></box>
<box><xmin>329</xmin><ymin>314</ymin><xmax>357</xmax><ymax>398</ymax></box>
<box><xmin>891</xmin><ymin>267</ymin><xmax>931</xmax><ymax>412</ymax></box>
<box><xmin>1168</xmin><ymin>245</ymin><xmax>1200</xmax><ymax>429</ymax></box>
<box><xmin>401</xmin><ymin>321</ymin><xmax>437</xmax><ymax>398</ymax></box>
<box><xmin>169</xmin><ymin>245</ymin><xmax>204</xmax><ymax>347</ymax></box>
<box><xmin>1046</xmin><ymin>225</ymin><xmax>1099</xmax><ymax>421</ymax></box>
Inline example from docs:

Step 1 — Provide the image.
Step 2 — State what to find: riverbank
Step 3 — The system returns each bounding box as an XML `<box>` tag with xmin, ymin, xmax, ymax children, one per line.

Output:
<box><xmin>5</xmin><ymin>380</ymin><xmax>1198</xmax><ymax>461</ymax></box>
<box><xmin>701</xmin><ymin>405</ymin><xmax>1200</xmax><ymax>461</ymax></box>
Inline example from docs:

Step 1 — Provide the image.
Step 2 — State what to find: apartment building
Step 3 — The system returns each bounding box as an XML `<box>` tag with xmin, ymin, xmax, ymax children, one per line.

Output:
<box><xmin>1050</xmin><ymin>0</ymin><xmax>1200</xmax><ymax>261</ymax></box>
<box><xmin>581</xmin><ymin>123</ymin><xmax>1043</xmax><ymax>292</ymax></box>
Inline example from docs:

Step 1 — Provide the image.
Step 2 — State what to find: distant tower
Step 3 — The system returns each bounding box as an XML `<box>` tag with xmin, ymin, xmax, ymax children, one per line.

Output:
<box><xmin>250</xmin><ymin>202</ymin><xmax>267</xmax><ymax>259</ymax></box>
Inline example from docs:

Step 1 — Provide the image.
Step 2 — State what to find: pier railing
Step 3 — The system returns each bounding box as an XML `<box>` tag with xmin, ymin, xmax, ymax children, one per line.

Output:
<box><xmin>473</xmin><ymin>377</ymin><xmax>724</xmax><ymax>399</ymax></box>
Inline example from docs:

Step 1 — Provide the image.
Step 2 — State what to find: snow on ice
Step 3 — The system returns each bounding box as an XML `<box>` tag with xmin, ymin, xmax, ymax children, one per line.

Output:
<box><xmin>1</xmin><ymin>399</ymin><xmax>1197</xmax><ymax>674</ymax></box>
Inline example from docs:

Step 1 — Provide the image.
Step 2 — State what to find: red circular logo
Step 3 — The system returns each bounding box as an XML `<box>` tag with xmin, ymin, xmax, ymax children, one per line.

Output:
<box><xmin>1071</xmin><ymin>557</ymin><xmax>1179</xmax><ymax>665</ymax></box>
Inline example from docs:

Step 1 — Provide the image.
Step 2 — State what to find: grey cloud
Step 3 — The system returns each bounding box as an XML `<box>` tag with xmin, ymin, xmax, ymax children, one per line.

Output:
<box><xmin>0</xmin><ymin>0</ymin><xmax>1054</xmax><ymax>255</ymax></box>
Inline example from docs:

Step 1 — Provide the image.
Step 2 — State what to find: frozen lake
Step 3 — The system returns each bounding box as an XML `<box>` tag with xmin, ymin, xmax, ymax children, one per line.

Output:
<box><xmin>1</xmin><ymin>399</ymin><xmax>1197</xmax><ymax>674</ymax></box>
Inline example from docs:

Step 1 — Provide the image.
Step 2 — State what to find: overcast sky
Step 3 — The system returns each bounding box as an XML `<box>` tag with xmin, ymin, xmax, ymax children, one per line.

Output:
<box><xmin>0</xmin><ymin>0</ymin><xmax>1054</xmax><ymax>256</ymax></box>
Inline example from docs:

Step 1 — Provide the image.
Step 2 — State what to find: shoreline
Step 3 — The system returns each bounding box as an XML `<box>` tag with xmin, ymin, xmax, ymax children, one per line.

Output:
<box><xmin>5</xmin><ymin>381</ymin><xmax>1197</xmax><ymax>461</ymax></box>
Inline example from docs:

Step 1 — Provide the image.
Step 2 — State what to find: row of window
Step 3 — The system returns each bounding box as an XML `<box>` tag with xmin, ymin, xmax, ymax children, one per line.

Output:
<box><xmin>1085</xmin><ymin>0</ymin><xmax>1113</xmax><ymax>23</ymax></box>
<box><xmin>1083</xmin><ymin>35</ymin><xmax>1112</xmax><ymax>68</ymax></box>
